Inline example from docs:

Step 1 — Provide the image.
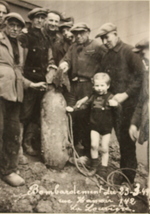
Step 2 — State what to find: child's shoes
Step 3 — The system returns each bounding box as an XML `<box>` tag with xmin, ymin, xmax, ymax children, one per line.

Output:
<box><xmin>87</xmin><ymin>158</ymin><xmax>99</xmax><ymax>176</ymax></box>
<box><xmin>97</xmin><ymin>165</ymin><xmax>108</xmax><ymax>180</ymax></box>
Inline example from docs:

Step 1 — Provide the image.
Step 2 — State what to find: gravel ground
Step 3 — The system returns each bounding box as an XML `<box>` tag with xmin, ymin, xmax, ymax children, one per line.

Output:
<box><xmin>0</xmin><ymin>132</ymin><xmax>149</xmax><ymax>213</ymax></box>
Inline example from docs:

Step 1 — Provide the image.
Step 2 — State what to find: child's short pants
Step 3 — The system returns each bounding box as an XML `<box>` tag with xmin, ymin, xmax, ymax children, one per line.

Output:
<box><xmin>90</xmin><ymin>109</ymin><xmax>113</xmax><ymax>135</ymax></box>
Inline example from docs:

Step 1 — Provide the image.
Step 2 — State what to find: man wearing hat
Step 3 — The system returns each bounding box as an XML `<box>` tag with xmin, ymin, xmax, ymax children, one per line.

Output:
<box><xmin>59</xmin><ymin>22</ymin><xmax>106</xmax><ymax>158</ymax></box>
<box><xmin>43</xmin><ymin>10</ymin><xmax>64</xmax><ymax>66</ymax></box>
<box><xmin>0</xmin><ymin>12</ymin><xmax>46</xmax><ymax>186</ymax></box>
<box><xmin>0</xmin><ymin>0</ymin><xmax>10</xmax><ymax>27</ymax></box>
<box><xmin>95</xmin><ymin>23</ymin><xmax>143</xmax><ymax>184</ymax></box>
<box><xmin>51</xmin><ymin>19</ymin><xmax>74</xmax><ymax>66</ymax></box>
<box><xmin>59</xmin><ymin>20</ymin><xmax>74</xmax><ymax>51</ymax></box>
<box><xmin>129</xmin><ymin>38</ymin><xmax>149</xmax><ymax>152</ymax></box>
<box><xmin>129</xmin><ymin>38</ymin><xmax>149</xmax><ymax>195</ymax></box>
<box><xmin>19</xmin><ymin>8</ymin><xmax>55</xmax><ymax>156</ymax></box>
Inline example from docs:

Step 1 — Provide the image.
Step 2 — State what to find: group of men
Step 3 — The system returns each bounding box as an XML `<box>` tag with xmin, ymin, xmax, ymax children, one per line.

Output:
<box><xmin>0</xmin><ymin>0</ymin><xmax>148</xmax><ymax>188</ymax></box>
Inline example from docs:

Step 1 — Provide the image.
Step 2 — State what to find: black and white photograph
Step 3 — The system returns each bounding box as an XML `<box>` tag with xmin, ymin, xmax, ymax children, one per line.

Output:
<box><xmin>0</xmin><ymin>0</ymin><xmax>149</xmax><ymax>213</ymax></box>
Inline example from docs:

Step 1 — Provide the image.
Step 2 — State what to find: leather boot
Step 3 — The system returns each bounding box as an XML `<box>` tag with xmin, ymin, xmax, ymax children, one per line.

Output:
<box><xmin>88</xmin><ymin>158</ymin><xmax>99</xmax><ymax>176</ymax></box>
<box><xmin>24</xmin><ymin>140</ymin><xmax>38</xmax><ymax>156</ymax></box>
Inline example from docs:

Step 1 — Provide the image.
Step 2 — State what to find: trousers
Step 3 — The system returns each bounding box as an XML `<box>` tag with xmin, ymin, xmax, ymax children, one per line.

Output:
<box><xmin>0</xmin><ymin>98</ymin><xmax>21</xmax><ymax>175</ymax></box>
<box><xmin>64</xmin><ymin>81</ymin><xmax>92</xmax><ymax>157</ymax></box>
<box><xmin>20</xmin><ymin>88</ymin><xmax>44</xmax><ymax>148</ymax></box>
<box><xmin>113</xmin><ymin>105</ymin><xmax>137</xmax><ymax>183</ymax></box>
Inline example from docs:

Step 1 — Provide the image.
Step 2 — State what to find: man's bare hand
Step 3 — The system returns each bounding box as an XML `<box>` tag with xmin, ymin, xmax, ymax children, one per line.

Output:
<box><xmin>47</xmin><ymin>64</ymin><xmax>58</xmax><ymax>72</ymax></box>
<box><xmin>30</xmin><ymin>82</ymin><xmax>47</xmax><ymax>90</ymax></box>
<box><xmin>129</xmin><ymin>124</ymin><xmax>138</xmax><ymax>141</ymax></box>
<box><xmin>59</xmin><ymin>61</ymin><xmax>69</xmax><ymax>73</ymax></box>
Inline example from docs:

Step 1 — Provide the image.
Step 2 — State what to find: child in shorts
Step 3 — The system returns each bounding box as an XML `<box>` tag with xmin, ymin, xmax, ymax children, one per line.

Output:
<box><xmin>66</xmin><ymin>72</ymin><xmax>118</xmax><ymax>179</ymax></box>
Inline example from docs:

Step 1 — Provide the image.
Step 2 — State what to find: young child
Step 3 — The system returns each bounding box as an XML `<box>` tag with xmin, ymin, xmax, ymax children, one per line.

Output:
<box><xmin>66</xmin><ymin>73</ymin><xmax>118</xmax><ymax>179</ymax></box>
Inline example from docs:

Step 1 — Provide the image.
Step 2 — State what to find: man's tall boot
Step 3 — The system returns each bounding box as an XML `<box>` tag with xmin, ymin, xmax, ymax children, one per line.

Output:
<box><xmin>23</xmin><ymin>123</ymin><xmax>38</xmax><ymax>156</ymax></box>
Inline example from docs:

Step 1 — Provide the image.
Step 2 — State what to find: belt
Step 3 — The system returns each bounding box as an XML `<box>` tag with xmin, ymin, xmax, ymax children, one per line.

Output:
<box><xmin>72</xmin><ymin>76</ymin><xmax>91</xmax><ymax>82</ymax></box>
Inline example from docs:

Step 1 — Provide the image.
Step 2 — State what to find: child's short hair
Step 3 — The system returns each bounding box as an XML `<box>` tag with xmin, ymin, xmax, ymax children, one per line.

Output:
<box><xmin>93</xmin><ymin>72</ymin><xmax>111</xmax><ymax>85</ymax></box>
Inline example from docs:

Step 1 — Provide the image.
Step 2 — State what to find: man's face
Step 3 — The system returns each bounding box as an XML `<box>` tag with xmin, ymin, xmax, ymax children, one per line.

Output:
<box><xmin>73</xmin><ymin>30</ymin><xmax>89</xmax><ymax>45</ymax></box>
<box><xmin>0</xmin><ymin>4</ymin><xmax>7</xmax><ymax>24</ymax></box>
<box><xmin>101</xmin><ymin>31</ymin><xmax>118</xmax><ymax>49</ymax></box>
<box><xmin>61</xmin><ymin>27</ymin><xmax>74</xmax><ymax>42</ymax></box>
<box><xmin>5</xmin><ymin>19</ymin><xmax>22</xmax><ymax>38</ymax></box>
<box><xmin>47</xmin><ymin>13</ymin><xmax>60</xmax><ymax>31</ymax></box>
<box><xmin>32</xmin><ymin>14</ymin><xmax>46</xmax><ymax>29</ymax></box>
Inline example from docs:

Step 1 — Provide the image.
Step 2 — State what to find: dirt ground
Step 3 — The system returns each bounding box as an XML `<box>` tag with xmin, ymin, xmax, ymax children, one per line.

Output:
<box><xmin>0</xmin><ymin>133</ymin><xmax>149</xmax><ymax>213</ymax></box>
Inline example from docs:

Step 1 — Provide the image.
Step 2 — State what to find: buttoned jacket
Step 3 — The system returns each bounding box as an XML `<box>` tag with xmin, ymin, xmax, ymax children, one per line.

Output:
<box><xmin>99</xmin><ymin>39</ymin><xmax>143</xmax><ymax>108</ymax></box>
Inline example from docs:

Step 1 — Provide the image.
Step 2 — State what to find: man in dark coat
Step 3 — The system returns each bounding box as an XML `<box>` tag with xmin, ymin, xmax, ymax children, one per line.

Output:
<box><xmin>129</xmin><ymin>38</ymin><xmax>149</xmax><ymax>145</ymax></box>
<box><xmin>43</xmin><ymin>10</ymin><xmax>63</xmax><ymax>66</ymax></box>
<box><xmin>95</xmin><ymin>23</ymin><xmax>143</xmax><ymax>184</ymax></box>
<box><xmin>19</xmin><ymin>8</ymin><xmax>55</xmax><ymax>156</ymax></box>
<box><xmin>59</xmin><ymin>22</ymin><xmax>106</xmax><ymax>157</ymax></box>
<box><xmin>129</xmin><ymin>38</ymin><xmax>149</xmax><ymax>195</ymax></box>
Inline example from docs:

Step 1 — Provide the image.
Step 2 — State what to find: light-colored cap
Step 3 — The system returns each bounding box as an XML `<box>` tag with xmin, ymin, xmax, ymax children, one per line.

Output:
<box><xmin>133</xmin><ymin>38</ymin><xmax>149</xmax><ymax>52</ymax></box>
<box><xmin>4</xmin><ymin>12</ymin><xmax>25</xmax><ymax>27</ymax></box>
<box><xmin>95</xmin><ymin>23</ymin><xmax>117</xmax><ymax>38</ymax></box>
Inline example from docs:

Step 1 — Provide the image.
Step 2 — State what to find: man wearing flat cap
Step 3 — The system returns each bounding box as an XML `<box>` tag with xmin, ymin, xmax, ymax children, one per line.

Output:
<box><xmin>129</xmin><ymin>38</ymin><xmax>149</xmax><ymax>194</ymax></box>
<box><xmin>95</xmin><ymin>22</ymin><xmax>143</xmax><ymax>184</ymax></box>
<box><xmin>129</xmin><ymin>38</ymin><xmax>149</xmax><ymax>148</ymax></box>
<box><xmin>18</xmin><ymin>8</ymin><xmax>55</xmax><ymax>156</ymax></box>
<box><xmin>51</xmin><ymin>19</ymin><xmax>74</xmax><ymax>65</ymax></box>
<box><xmin>59</xmin><ymin>22</ymin><xmax>106</xmax><ymax>158</ymax></box>
<box><xmin>0</xmin><ymin>13</ymin><xmax>46</xmax><ymax>187</ymax></box>
<box><xmin>59</xmin><ymin>20</ymin><xmax>74</xmax><ymax>54</ymax></box>
<box><xmin>43</xmin><ymin>10</ymin><xmax>64</xmax><ymax>66</ymax></box>
<box><xmin>0</xmin><ymin>0</ymin><xmax>10</xmax><ymax>28</ymax></box>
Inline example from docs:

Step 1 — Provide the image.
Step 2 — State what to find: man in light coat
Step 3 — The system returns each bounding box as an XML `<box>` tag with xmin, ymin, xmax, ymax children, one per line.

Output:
<box><xmin>0</xmin><ymin>12</ymin><xmax>46</xmax><ymax>187</ymax></box>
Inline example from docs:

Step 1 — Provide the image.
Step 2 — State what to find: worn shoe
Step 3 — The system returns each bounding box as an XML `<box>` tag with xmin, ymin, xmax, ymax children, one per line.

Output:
<box><xmin>3</xmin><ymin>172</ymin><xmax>25</xmax><ymax>187</ymax></box>
<box><xmin>25</xmin><ymin>146</ymin><xmax>38</xmax><ymax>156</ymax></box>
<box><xmin>87</xmin><ymin>158</ymin><xmax>100</xmax><ymax>176</ymax></box>
<box><xmin>19</xmin><ymin>155</ymin><xmax>28</xmax><ymax>165</ymax></box>
<box><xmin>97</xmin><ymin>165</ymin><xmax>108</xmax><ymax>180</ymax></box>
<box><xmin>87</xmin><ymin>168</ymin><xmax>97</xmax><ymax>176</ymax></box>
<box><xmin>69</xmin><ymin>156</ymin><xmax>89</xmax><ymax>166</ymax></box>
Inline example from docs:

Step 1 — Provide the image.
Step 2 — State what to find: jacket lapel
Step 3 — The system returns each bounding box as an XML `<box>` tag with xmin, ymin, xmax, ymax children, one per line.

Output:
<box><xmin>0</xmin><ymin>32</ymin><xmax>14</xmax><ymax>58</ymax></box>
<box><xmin>18</xmin><ymin>40</ymin><xmax>24</xmax><ymax>67</ymax></box>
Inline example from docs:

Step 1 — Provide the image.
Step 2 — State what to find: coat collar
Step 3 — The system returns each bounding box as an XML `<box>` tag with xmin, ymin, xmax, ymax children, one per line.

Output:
<box><xmin>112</xmin><ymin>38</ymin><xmax>123</xmax><ymax>52</ymax></box>
<box><xmin>0</xmin><ymin>31</ymin><xmax>24</xmax><ymax>65</ymax></box>
<box><xmin>0</xmin><ymin>31</ymin><xmax>14</xmax><ymax>58</ymax></box>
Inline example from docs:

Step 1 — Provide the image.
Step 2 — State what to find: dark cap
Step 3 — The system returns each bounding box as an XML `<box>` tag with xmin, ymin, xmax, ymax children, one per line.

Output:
<box><xmin>133</xmin><ymin>38</ymin><xmax>149</xmax><ymax>52</ymax></box>
<box><xmin>28</xmin><ymin>8</ymin><xmax>47</xmax><ymax>20</ymax></box>
<box><xmin>4</xmin><ymin>12</ymin><xmax>25</xmax><ymax>27</ymax></box>
<box><xmin>0</xmin><ymin>0</ymin><xmax>10</xmax><ymax>13</ymax></box>
<box><xmin>59</xmin><ymin>21</ymin><xmax>73</xmax><ymax>29</ymax></box>
<box><xmin>70</xmin><ymin>22</ymin><xmax>90</xmax><ymax>33</ymax></box>
<box><xmin>95</xmin><ymin>23</ymin><xmax>117</xmax><ymax>38</ymax></box>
